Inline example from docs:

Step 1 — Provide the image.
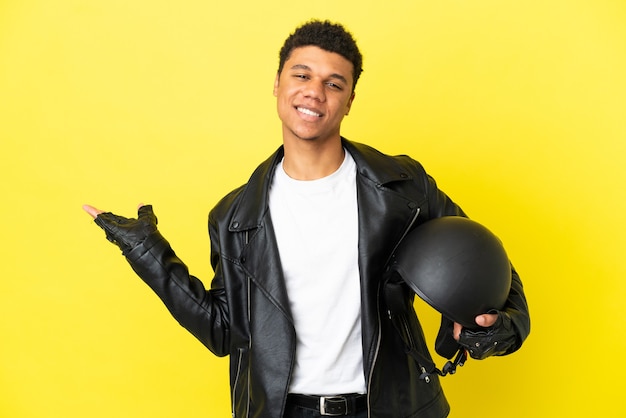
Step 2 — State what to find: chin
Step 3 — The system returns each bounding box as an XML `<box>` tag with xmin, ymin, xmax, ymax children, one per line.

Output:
<box><xmin>289</xmin><ymin>128</ymin><xmax>321</xmax><ymax>142</ymax></box>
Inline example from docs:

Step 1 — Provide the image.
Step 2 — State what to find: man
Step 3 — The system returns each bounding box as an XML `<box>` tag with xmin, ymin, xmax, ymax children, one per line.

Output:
<box><xmin>83</xmin><ymin>20</ymin><xmax>530</xmax><ymax>418</ymax></box>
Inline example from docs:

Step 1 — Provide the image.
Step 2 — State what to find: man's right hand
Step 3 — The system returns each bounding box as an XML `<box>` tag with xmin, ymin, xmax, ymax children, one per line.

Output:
<box><xmin>83</xmin><ymin>204</ymin><xmax>158</xmax><ymax>255</ymax></box>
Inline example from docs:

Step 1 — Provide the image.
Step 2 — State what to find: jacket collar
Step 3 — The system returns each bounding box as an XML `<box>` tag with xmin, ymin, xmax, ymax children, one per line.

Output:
<box><xmin>345</xmin><ymin>139</ymin><xmax>417</xmax><ymax>186</ymax></box>
<box><xmin>229</xmin><ymin>138</ymin><xmax>415</xmax><ymax>231</ymax></box>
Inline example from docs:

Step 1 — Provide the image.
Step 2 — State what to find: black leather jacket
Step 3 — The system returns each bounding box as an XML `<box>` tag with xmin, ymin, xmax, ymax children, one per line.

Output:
<box><xmin>124</xmin><ymin>139</ymin><xmax>530</xmax><ymax>418</ymax></box>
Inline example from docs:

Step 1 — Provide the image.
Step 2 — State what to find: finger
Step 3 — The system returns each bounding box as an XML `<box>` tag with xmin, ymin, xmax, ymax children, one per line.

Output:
<box><xmin>475</xmin><ymin>313</ymin><xmax>498</xmax><ymax>328</ymax></box>
<box><xmin>82</xmin><ymin>204</ymin><xmax>104</xmax><ymax>219</ymax></box>
<box><xmin>453</xmin><ymin>322</ymin><xmax>462</xmax><ymax>341</ymax></box>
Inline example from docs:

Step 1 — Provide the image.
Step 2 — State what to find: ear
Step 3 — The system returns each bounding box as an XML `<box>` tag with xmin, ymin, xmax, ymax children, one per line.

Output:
<box><xmin>345</xmin><ymin>91</ymin><xmax>356</xmax><ymax>115</ymax></box>
<box><xmin>273</xmin><ymin>73</ymin><xmax>280</xmax><ymax>97</ymax></box>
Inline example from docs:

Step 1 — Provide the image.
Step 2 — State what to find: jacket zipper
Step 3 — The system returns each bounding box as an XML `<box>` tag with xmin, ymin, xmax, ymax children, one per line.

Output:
<box><xmin>245</xmin><ymin>231</ymin><xmax>251</xmax><ymax>417</ymax></box>
<box><xmin>400</xmin><ymin>314</ymin><xmax>416</xmax><ymax>349</ymax></box>
<box><xmin>232</xmin><ymin>348</ymin><xmax>245</xmax><ymax>418</ymax></box>
<box><xmin>366</xmin><ymin>206</ymin><xmax>420</xmax><ymax>417</ymax></box>
<box><xmin>233</xmin><ymin>231</ymin><xmax>252</xmax><ymax>418</ymax></box>
<box><xmin>386</xmin><ymin>206</ymin><xmax>421</xmax><ymax>266</ymax></box>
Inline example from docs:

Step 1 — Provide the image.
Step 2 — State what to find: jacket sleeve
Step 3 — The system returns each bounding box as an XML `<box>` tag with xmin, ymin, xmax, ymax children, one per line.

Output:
<box><xmin>124</xmin><ymin>230</ymin><xmax>230</xmax><ymax>356</ymax></box>
<box><xmin>499</xmin><ymin>265</ymin><xmax>531</xmax><ymax>354</ymax></box>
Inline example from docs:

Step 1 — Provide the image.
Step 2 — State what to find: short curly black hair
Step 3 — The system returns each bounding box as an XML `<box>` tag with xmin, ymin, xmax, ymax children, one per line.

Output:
<box><xmin>278</xmin><ymin>20</ymin><xmax>363</xmax><ymax>91</ymax></box>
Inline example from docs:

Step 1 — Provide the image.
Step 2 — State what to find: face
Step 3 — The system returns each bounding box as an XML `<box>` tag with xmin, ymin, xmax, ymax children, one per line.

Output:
<box><xmin>273</xmin><ymin>46</ymin><xmax>356</xmax><ymax>145</ymax></box>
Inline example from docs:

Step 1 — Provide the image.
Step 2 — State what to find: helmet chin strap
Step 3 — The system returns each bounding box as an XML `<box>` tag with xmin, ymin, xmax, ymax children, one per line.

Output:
<box><xmin>404</xmin><ymin>345</ymin><xmax>468</xmax><ymax>382</ymax></box>
<box><xmin>438</xmin><ymin>348</ymin><xmax>468</xmax><ymax>378</ymax></box>
<box><xmin>383</xmin><ymin>272</ymin><xmax>470</xmax><ymax>382</ymax></box>
<box><xmin>387</xmin><ymin>309</ymin><xmax>468</xmax><ymax>383</ymax></box>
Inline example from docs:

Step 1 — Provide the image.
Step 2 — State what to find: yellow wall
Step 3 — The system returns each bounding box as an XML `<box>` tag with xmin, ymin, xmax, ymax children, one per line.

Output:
<box><xmin>2</xmin><ymin>0</ymin><xmax>625</xmax><ymax>416</ymax></box>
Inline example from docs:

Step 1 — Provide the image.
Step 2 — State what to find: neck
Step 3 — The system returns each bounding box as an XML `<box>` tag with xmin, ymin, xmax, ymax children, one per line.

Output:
<box><xmin>282</xmin><ymin>136</ymin><xmax>345</xmax><ymax>180</ymax></box>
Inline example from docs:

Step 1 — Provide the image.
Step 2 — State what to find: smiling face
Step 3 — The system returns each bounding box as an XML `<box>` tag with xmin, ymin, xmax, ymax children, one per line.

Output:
<box><xmin>273</xmin><ymin>46</ymin><xmax>356</xmax><ymax>146</ymax></box>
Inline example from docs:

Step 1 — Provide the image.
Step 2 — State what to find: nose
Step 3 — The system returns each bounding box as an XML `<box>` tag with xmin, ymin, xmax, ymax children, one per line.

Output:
<box><xmin>303</xmin><ymin>79</ymin><xmax>326</xmax><ymax>102</ymax></box>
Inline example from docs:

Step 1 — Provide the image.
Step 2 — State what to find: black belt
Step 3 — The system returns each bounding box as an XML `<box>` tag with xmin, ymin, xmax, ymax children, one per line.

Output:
<box><xmin>287</xmin><ymin>393</ymin><xmax>367</xmax><ymax>416</ymax></box>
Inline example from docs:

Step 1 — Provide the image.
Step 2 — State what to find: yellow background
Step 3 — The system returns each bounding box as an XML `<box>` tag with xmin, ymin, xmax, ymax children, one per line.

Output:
<box><xmin>2</xmin><ymin>0</ymin><xmax>625</xmax><ymax>416</ymax></box>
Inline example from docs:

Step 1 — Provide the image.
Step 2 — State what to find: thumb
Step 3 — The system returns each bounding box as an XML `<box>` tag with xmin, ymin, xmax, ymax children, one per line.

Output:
<box><xmin>137</xmin><ymin>204</ymin><xmax>157</xmax><ymax>225</ymax></box>
<box><xmin>475</xmin><ymin>313</ymin><xmax>498</xmax><ymax>328</ymax></box>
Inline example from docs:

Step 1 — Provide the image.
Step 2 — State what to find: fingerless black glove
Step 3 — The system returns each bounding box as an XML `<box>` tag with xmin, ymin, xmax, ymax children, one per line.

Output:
<box><xmin>94</xmin><ymin>205</ymin><xmax>158</xmax><ymax>255</ymax></box>
<box><xmin>458</xmin><ymin>311</ymin><xmax>518</xmax><ymax>360</ymax></box>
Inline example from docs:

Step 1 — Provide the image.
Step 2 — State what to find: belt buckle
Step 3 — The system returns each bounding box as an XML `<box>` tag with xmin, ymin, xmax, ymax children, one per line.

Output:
<box><xmin>320</xmin><ymin>396</ymin><xmax>348</xmax><ymax>416</ymax></box>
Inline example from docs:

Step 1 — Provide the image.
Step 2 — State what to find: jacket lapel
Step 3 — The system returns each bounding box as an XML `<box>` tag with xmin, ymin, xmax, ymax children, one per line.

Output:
<box><xmin>345</xmin><ymin>141</ymin><xmax>423</xmax><ymax>368</ymax></box>
<box><xmin>228</xmin><ymin>148</ymin><xmax>294</xmax><ymax>322</ymax></box>
<box><xmin>346</xmin><ymin>140</ymin><xmax>423</xmax><ymax>272</ymax></box>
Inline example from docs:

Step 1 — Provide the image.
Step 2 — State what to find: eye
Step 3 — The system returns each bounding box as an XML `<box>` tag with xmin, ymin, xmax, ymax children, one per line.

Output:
<box><xmin>326</xmin><ymin>82</ymin><xmax>343</xmax><ymax>91</ymax></box>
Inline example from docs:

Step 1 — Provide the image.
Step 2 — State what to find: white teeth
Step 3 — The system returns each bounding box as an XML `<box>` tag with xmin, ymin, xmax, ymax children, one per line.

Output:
<box><xmin>297</xmin><ymin>107</ymin><xmax>321</xmax><ymax>117</ymax></box>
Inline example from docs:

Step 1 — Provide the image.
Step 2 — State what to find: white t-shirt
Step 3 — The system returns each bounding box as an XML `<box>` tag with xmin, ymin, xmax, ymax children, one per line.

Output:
<box><xmin>268</xmin><ymin>150</ymin><xmax>366</xmax><ymax>395</ymax></box>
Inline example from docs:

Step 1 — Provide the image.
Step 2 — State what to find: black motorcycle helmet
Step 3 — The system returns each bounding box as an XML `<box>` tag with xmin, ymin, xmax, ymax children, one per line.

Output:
<box><xmin>392</xmin><ymin>216</ymin><xmax>511</xmax><ymax>329</ymax></box>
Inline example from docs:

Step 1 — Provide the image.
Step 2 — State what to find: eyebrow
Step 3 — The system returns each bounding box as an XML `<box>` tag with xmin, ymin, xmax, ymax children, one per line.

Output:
<box><xmin>289</xmin><ymin>64</ymin><xmax>349</xmax><ymax>85</ymax></box>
